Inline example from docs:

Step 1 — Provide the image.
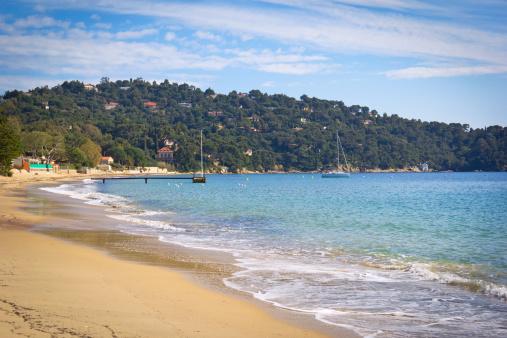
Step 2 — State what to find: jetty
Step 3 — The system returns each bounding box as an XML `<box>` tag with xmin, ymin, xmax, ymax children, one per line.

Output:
<box><xmin>92</xmin><ymin>175</ymin><xmax>200</xmax><ymax>184</ymax></box>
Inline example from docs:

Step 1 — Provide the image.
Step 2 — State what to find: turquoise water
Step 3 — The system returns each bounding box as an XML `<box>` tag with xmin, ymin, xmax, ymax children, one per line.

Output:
<box><xmin>43</xmin><ymin>173</ymin><xmax>507</xmax><ymax>337</ymax></box>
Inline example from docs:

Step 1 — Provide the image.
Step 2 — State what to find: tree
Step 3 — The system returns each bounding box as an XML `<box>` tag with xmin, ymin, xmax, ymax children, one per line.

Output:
<box><xmin>79</xmin><ymin>138</ymin><xmax>102</xmax><ymax>167</ymax></box>
<box><xmin>0</xmin><ymin>116</ymin><xmax>22</xmax><ymax>176</ymax></box>
<box><xmin>22</xmin><ymin>131</ymin><xmax>66</xmax><ymax>163</ymax></box>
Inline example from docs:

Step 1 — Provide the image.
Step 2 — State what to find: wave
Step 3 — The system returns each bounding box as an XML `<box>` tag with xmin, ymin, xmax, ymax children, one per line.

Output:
<box><xmin>408</xmin><ymin>262</ymin><xmax>507</xmax><ymax>300</ymax></box>
<box><xmin>40</xmin><ymin>179</ymin><xmax>128</xmax><ymax>207</ymax></box>
<box><xmin>107</xmin><ymin>214</ymin><xmax>184</xmax><ymax>232</ymax></box>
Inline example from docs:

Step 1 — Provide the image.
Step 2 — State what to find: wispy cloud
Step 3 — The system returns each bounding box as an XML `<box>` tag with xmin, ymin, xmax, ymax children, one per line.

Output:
<box><xmin>194</xmin><ymin>30</ymin><xmax>223</xmax><ymax>42</ymax></box>
<box><xmin>94</xmin><ymin>22</ymin><xmax>112</xmax><ymax>30</ymax></box>
<box><xmin>5</xmin><ymin>0</ymin><xmax>507</xmax><ymax>81</ymax></box>
<box><xmin>33</xmin><ymin>0</ymin><xmax>506</xmax><ymax>77</ymax></box>
<box><xmin>13</xmin><ymin>15</ymin><xmax>70</xmax><ymax>29</ymax></box>
<box><xmin>116</xmin><ymin>28</ymin><xmax>158</xmax><ymax>39</ymax></box>
<box><xmin>385</xmin><ymin>65</ymin><xmax>507</xmax><ymax>79</ymax></box>
<box><xmin>0</xmin><ymin>19</ymin><xmax>332</xmax><ymax>80</ymax></box>
<box><xmin>164</xmin><ymin>31</ymin><xmax>176</xmax><ymax>41</ymax></box>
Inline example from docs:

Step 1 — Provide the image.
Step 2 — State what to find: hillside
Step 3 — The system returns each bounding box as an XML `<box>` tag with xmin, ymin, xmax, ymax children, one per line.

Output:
<box><xmin>1</xmin><ymin>78</ymin><xmax>506</xmax><ymax>172</ymax></box>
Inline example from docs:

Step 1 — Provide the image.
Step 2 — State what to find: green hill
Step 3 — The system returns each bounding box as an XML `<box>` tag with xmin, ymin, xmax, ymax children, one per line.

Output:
<box><xmin>1</xmin><ymin>78</ymin><xmax>505</xmax><ymax>172</ymax></box>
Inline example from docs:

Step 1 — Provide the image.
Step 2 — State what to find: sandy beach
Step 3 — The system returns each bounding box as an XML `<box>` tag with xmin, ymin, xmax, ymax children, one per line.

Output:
<box><xmin>0</xmin><ymin>174</ymin><xmax>357</xmax><ymax>338</ymax></box>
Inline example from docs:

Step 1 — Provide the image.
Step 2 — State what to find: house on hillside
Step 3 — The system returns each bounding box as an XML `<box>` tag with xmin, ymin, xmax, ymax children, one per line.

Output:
<box><xmin>207</xmin><ymin>110</ymin><xmax>223</xmax><ymax>117</ymax></box>
<box><xmin>144</xmin><ymin>101</ymin><xmax>157</xmax><ymax>109</ymax></box>
<box><xmin>100</xmin><ymin>156</ymin><xmax>114</xmax><ymax>165</ymax></box>
<box><xmin>104</xmin><ymin>101</ymin><xmax>119</xmax><ymax>110</ymax></box>
<box><xmin>178</xmin><ymin>102</ymin><xmax>192</xmax><ymax>108</ymax></box>
<box><xmin>97</xmin><ymin>156</ymin><xmax>114</xmax><ymax>171</ymax></box>
<box><xmin>157</xmin><ymin>140</ymin><xmax>177</xmax><ymax>163</ymax></box>
<box><xmin>84</xmin><ymin>83</ymin><xmax>96</xmax><ymax>91</ymax></box>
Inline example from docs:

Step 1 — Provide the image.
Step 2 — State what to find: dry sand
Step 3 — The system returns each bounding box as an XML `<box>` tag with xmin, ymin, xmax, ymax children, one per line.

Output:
<box><xmin>0</xmin><ymin>174</ymin><xmax>357</xmax><ymax>338</ymax></box>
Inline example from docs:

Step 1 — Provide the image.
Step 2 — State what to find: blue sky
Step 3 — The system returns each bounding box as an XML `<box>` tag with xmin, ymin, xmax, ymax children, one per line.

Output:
<box><xmin>1</xmin><ymin>0</ymin><xmax>506</xmax><ymax>127</ymax></box>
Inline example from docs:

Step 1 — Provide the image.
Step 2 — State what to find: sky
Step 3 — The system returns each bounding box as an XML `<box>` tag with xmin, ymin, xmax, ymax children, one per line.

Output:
<box><xmin>1</xmin><ymin>0</ymin><xmax>506</xmax><ymax>127</ymax></box>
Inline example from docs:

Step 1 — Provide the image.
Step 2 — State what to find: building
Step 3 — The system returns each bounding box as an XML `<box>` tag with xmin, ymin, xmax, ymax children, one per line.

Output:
<box><xmin>104</xmin><ymin>101</ymin><xmax>119</xmax><ymax>110</ymax></box>
<box><xmin>157</xmin><ymin>146</ymin><xmax>174</xmax><ymax>163</ymax></box>
<box><xmin>207</xmin><ymin>110</ymin><xmax>223</xmax><ymax>117</ymax></box>
<box><xmin>421</xmin><ymin>162</ymin><xmax>429</xmax><ymax>172</ymax></box>
<box><xmin>244</xmin><ymin>149</ymin><xmax>253</xmax><ymax>156</ymax></box>
<box><xmin>84</xmin><ymin>83</ymin><xmax>96</xmax><ymax>91</ymax></box>
<box><xmin>157</xmin><ymin>139</ymin><xmax>176</xmax><ymax>163</ymax></box>
<box><xmin>144</xmin><ymin>101</ymin><xmax>157</xmax><ymax>109</ymax></box>
<box><xmin>178</xmin><ymin>102</ymin><xmax>192</xmax><ymax>108</ymax></box>
<box><xmin>100</xmin><ymin>156</ymin><xmax>114</xmax><ymax>165</ymax></box>
<box><xmin>28</xmin><ymin>163</ymin><xmax>54</xmax><ymax>172</ymax></box>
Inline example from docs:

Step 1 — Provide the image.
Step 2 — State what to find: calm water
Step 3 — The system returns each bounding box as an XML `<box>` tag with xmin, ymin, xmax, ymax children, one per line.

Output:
<box><xmin>43</xmin><ymin>173</ymin><xmax>507</xmax><ymax>337</ymax></box>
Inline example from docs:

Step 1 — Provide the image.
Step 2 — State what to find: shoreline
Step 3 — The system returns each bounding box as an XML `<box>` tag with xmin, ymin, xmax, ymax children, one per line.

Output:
<box><xmin>0</xmin><ymin>175</ymin><xmax>358</xmax><ymax>338</ymax></box>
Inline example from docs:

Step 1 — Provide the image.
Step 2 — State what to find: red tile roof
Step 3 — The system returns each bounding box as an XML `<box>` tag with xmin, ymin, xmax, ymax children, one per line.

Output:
<box><xmin>158</xmin><ymin>146</ymin><xmax>173</xmax><ymax>153</ymax></box>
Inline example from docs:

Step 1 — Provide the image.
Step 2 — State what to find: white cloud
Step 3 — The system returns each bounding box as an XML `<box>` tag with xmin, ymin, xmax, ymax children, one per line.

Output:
<box><xmin>263</xmin><ymin>0</ymin><xmax>437</xmax><ymax>12</ymax></box>
<box><xmin>164</xmin><ymin>31</ymin><xmax>176</xmax><ymax>41</ymax></box>
<box><xmin>13</xmin><ymin>15</ymin><xmax>70</xmax><ymax>29</ymax></box>
<box><xmin>194</xmin><ymin>30</ymin><xmax>223</xmax><ymax>42</ymax></box>
<box><xmin>385</xmin><ymin>65</ymin><xmax>507</xmax><ymax>79</ymax></box>
<box><xmin>94</xmin><ymin>22</ymin><xmax>112</xmax><ymax>30</ymax></box>
<box><xmin>0</xmin><ymin>28</ymin><xmax>331</xmax><ymax>83</ymax></box>
<box><xmin>48</xmin><ymin>0</ymin><xmax>506</xmax><ymax>75</ymax></box>
<box><xmin>116</xmin><ymin>28</ymin><xmax>158</xmax><ymax>39</ymax></box>
<box><xmin>90</xmin><ymin>14</ymin><xmax>101</xmax><ymax>21</ymax></box>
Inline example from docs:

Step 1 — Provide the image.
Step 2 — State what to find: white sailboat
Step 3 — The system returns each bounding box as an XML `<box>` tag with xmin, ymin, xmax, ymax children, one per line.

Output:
<box><xmin>192</xmin><ymin>130</ymin><xmax>206</xmax><ymax>183</ymax></box>
<box><xmin>322</xmin><ymin>131</ymin><xmax>350</xmax><ymax>178</ymax></box>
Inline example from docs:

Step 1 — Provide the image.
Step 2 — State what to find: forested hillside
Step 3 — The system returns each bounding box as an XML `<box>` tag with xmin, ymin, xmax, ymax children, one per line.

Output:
<box><xmin>1</xmin><ymin>78</ymin><xmax>505</xmax><ymax>172</ymax></box>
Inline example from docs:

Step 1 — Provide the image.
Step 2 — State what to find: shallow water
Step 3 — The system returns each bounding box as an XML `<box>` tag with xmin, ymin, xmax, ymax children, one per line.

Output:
<box><xmin>41</xmin><ymin>173</ymin><xmax>507</xmax><ymax>337</ymax></box>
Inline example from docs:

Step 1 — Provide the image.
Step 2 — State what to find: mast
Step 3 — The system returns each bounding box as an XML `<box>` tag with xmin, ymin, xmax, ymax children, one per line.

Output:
<box><xmin>337</xmin><ymin>132</ymin><xmax>349</xmax><ymax>172</ymax></box>
<box><xmin>336</xmin><ymin>131</ymin><xmax>340</xmax><ymax>168</ymax></box>
<box><xmin>200</xmin><ymin>129</ymin><xmax>204</xmax><ymax>177</ymax></box>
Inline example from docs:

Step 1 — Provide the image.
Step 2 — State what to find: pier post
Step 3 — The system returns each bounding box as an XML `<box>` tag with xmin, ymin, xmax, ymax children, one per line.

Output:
<box><xmin>144</xmin><ymin>178</ymin><xmax>148</xmax><ymax>184</ymax></box>
<box><xmin>102</xmin><ymin>178</ymin><xmax>105</xmax><ymax>184</ymax></box>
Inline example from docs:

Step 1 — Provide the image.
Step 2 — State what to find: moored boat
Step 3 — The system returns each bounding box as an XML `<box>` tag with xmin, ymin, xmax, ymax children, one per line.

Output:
<box><xmin>322</xmin><ymin>130</ymin><xmax>350</xmax><ymax>178</ymax></box>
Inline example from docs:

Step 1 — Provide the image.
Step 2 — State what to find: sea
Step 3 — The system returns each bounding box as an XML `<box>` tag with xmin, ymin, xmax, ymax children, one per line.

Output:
<box><xmin>41</xmin><ymin>173</ymin><xmax>507</xmax><ymax>337</ymax></box>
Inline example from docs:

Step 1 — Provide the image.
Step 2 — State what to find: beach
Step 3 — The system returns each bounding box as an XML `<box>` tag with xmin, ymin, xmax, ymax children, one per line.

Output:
<box><xmin>0</xmin><ymin>174</ymin><xmax>354</xmax><ymax>338</ymax></box>
<box><xmin>2</xmin><ymin>173</ymin><xmax>506</xmax><ymax>337</ymax></box>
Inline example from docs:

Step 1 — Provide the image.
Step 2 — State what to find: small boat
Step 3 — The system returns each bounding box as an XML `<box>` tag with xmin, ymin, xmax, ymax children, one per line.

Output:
<box><xmin>322</xmin><ymin>131</ymin><xmax>350</xmax><ymax>178</ymax></box>
<box><xmin>192</xmin><ymin>130</ymin><xmax>206</xmax><ymax>183</ymax></box>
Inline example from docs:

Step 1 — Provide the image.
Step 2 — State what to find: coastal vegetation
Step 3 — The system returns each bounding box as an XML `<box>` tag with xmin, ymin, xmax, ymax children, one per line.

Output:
<box><xmin>0</xmin><ymin>78</ymin><xmax>506</xmax><ymax>174</ymax></box>
<box><xmin>0</xmin><ymin>116</ymin><xmax>22</xmax><ymax>176</ymax></box>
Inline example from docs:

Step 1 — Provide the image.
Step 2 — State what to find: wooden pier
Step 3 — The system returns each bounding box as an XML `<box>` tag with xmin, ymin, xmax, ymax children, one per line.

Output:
<box><xmin>92</xmin><ymin>175</ymin><xmax>205</xmax><ymax>184</ymax></box>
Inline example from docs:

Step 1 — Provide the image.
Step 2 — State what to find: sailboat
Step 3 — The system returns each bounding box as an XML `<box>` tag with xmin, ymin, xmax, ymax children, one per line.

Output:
<box><xmin>192</xmin><ymin>130</ymin><xmax>206</xmax><ymax>183</ymax></box>
<box><xmin>322</xmin><ymin>131</ymin><xmax>350</xmax><ymax>178</ymax></box>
